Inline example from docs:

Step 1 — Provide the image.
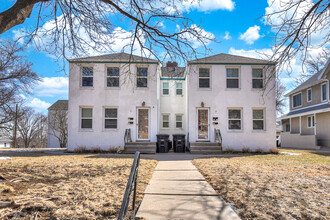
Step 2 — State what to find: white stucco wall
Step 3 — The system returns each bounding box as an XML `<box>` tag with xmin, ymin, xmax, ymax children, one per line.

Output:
<box><xmin>68</xmin><ymin>62</ymin><xmax>159</xmax><ymax>151</ymax></box>
<box><xmin>187</xmin><ymin>64</ymin><xmax>276</xmax><ymax>151</ymax></box>
<box><xmin>159</xmin><ymin>79</ymin><xmax>187</xmax><ymax>140</ymax></box>
<box><xmin>0</xmin><ymin>141</ymin><xmax>11</xmax><ymax>148</ymax></box>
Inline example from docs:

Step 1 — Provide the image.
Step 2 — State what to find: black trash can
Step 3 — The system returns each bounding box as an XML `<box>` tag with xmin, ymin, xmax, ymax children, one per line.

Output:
<box><xmin>156</xmin><ymin>134</ymin><xmax>170</xmax><ymax>153</ymax></box>
<box><xmin>173</xmin><ymin>134</ymin><xmax>186</xmax><ymax>153</ymax></box>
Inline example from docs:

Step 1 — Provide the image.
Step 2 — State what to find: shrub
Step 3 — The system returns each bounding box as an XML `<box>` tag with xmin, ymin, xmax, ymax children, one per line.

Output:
<box><xmin>90</xmin><ymin>146</ymin><xmax>102</xmax><ymax>153</ymax></box>
<box><xmin>224</xmin><ymin>148</ymin><xmax>235</xmax><ymax>154</ymax></box>
<box><xmin>255</xmin><ymin>148</ymin><xmax>263</xmax><ymax>154</ymax></box>
<box><xmin>108</xmin><ymin>146</ymin><xmax>121</xmax><ymax>153</ymax></box>
<box><xmin>242</xmin><ymin>147</ymin><xmax>251</xmax><ymax>153</ymax></box>
<box><xmin>270</xmin><ymin>148</ymin><xmax>279</xmax><ymax>154</ymax></box>
<box><xmin>74</xmin><ymin>146</ymin><xmax>87</xmax><ymax>153</ymax></box>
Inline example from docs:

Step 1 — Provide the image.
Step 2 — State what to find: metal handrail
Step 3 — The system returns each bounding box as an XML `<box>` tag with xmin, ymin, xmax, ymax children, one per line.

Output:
<box><xmin>117</xmin><ymin>151</ymin><xmax>140</xmax><ymax>220</ymax></box>
<box><xmin>124</xmin><ymin>128</ymin><xmax>132</xmax><ymax>143</ymax></box>
<box><xmin>215</xmin><ymin>128</ymin><xmax>222</xmax><ymax>144</ymax></box>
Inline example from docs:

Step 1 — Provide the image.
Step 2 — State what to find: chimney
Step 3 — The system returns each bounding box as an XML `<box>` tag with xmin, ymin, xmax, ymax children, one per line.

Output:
<box><xmin>166</xmin><ymin>61</ymin><xmax>178</xmax><ymax>67</ymax></box>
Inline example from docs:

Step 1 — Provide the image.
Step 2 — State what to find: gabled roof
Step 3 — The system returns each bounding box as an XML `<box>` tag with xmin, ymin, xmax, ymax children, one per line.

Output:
<box><xmin>285</xmin><ymin>59</ymin><xmax>330</xmax><ymax>96</ymax></box>
<box><xmin>161</xmin><ymin>67</ymin><xmax>185</xmax><ymax>78</ymax></box>
<box><xmin>48</xmin><ymin>100</ymin><xmax>68</xmax><ymax>110</ymax></box>
<box><xmin>68</xmin><ymin>52</ymin><xmax>157</xmax><ymax>63</ymax></box>
<box><xmin>188</xmin><ymin>53</ymin><xmax>275</xmax><ymax>65</ymax></box>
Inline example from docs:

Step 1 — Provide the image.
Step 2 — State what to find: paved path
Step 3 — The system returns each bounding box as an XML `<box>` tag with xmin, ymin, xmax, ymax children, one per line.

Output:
<box><xmin>136</xmin><ymin>160</ymin><xmax>240</xmax><ymax>220</ymax></box>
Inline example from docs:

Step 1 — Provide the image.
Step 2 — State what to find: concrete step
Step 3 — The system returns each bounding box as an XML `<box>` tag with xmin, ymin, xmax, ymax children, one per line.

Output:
<box><xmin>190</xmin><ymin>149</ymin><xmax>223</xmax><ymax>154</ymax></box>
<box><xmin>124</xmin><ymin>142</ymin><xmax>156</xmax><ymax>154</ymax></box>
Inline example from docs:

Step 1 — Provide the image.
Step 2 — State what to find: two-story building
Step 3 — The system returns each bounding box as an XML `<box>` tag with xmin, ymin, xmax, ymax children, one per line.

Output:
<box><xmin>62</xmin><ymin>52</ymin><xmax>277</xmax><ymax>153</ymax></box>
<box><xmin>280</xmin><ymin>60</ymin><xmax>330</xmax><ymax>149</ymax></box>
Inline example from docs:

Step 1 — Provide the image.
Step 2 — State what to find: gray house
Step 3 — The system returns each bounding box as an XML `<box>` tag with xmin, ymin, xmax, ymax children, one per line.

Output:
<box><xmin>281</xmin><ymin>59</ymin><xmax>330</xmax><ymax>149</ymax></box>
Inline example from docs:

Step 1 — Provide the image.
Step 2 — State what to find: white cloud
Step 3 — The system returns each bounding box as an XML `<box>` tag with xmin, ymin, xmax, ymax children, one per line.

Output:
<box><xmin>33</xmin><ymin>77</ymin><xmax>68</xmax><ymax>97</ymax></box>
<box><xmin>27</xmin><ymin>98</ymin><xmax>51</xmax><ymax>112</ymax></box>
<box><xmin>178</xmin><ymin>24</ymin><xmax>215</xmax><ymax>48</ymax></box>
<box><xmin>166</xmin><ymin>0</ymin><xmax>235</xmax><ymax>13</ymax></box>
<box><xmin>239</xmin><ymin>25</ymin><xmax>261</xmax><ymax>44</ymax></box>
<box><xmin>224</xmin><ymin>31</ymin><xmax>231</xmax><ymax>40</ymax></box>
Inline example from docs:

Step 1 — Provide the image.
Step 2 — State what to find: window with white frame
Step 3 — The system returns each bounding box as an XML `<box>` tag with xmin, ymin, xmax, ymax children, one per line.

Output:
<box><xmin>199</xmin><ymin>68</ymin><xmax>210</xmax><ymax>88</ymax></box>
<box><xmin>228</xmin><ymin>109</ymin><xmax>241</xmax><ymax>130</ymax></box>
<box><xmin>226</xmin><ymin>68</ymin><xmax>239</xmax><ymax>88</ymax></box>
<box><xmin>104</xmin><ymin>108</ymin><xmax>118</xmax><ymax>129</ymax></box>
<box><xmin>307</xmin><ymin>115</ymin><xmax>315</xmax><ymax>128</ymax></box>
<box><xmin>307</xmin><ymin>88</ymin><xmax>312</xmax><ymax>102</ymax></box>
<box><xmin>81</xmin><ymin>108</ymin><xmax>93</xmax><ymax>129</ymax></box>
<box><xmin>252</xmin><ymin>68</ymin><xmax>263</xmax><ymax>89</ymax></box>
<box><xmin>81</xmin><ymin>67</ymin><xmax>93</xmax><ymax>87</ymax></box>
<box><xmin>292</xmin><ymin>93</ymin><xmax>302</xmax><ymax>108</ymax></box>
<box><xmin>162</xmin><ymin>82</ymin><xmax>169</xmax><ymax>95</ymax></box>
<box><xmin>176</xmin><ymin>115</ymin><xmax>183</xmax><ymax>128</ymax></box>
<box><xmin>107</xmin><ymin>67</ymin><xmax>120</xmax><ymax>87</ymax></box>
<box><xmin>321</xmin><ymin>83</ymin><xmax>327</xmax><ymax>101</ymax></box>
<box><xmin>162</xmin><ymin>114</ymin><xmax>169</xmax><ymax>128</ymax></box>
<box><xmin>137</xmin><ymin>67</ymin><xmax>148</xmax><ymax>87</ymax></box>
<box><xmin>176</xmin><ymin>82</ymin><xmax>183</xmax><ymax>95</ymax></box>
<box><xmin>253</xmin><ymin>109</ymin><xmax>264</xmax><ymax>130</ymax></box>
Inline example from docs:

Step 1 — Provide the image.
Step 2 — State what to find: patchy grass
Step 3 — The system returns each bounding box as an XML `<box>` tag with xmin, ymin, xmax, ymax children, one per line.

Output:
<box><xmin>0</xmin><ymin>152</ymin><xmax>157</xmax><ymax>219</ymax></box>
<box><xmin>193</xmin><ymin>150</ymin><xmax>330</xmax><ymax>220</ymax></box>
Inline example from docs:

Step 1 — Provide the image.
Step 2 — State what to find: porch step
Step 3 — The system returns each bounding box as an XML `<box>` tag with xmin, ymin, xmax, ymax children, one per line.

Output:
<box><xmin>190</xmin><ymin>142</ymin><xmax>222</xmax><ymax>154</ymax></box>
<box><xmin>124</xmin><ymin>142</ymin><xmax>156</xmax><ymax>154</ymax></box>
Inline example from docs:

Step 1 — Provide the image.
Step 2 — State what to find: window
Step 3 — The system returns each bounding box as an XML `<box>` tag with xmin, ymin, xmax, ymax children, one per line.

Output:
<box><xmin>137</xmin><ymin>67</ymin><xmax>148</xmax><ymax>87</ymax></box>
<box><xmin>292</xmin><ymin>93</ymin><xmax>302</xmax><ymax>108</ymax></box>
<box><xmin>286</xmin><ymin>124</ymin><xmax>290</xmax><ymax>132</ymax></box>
<box><xmin>162</xmin><ymin>114</ymin><xmax>169</xmax><ymax>128</ymax></box>
<box><xmin>199</xmin><ymin>68</ymin><xmax>210</xmax><ymax>88</ymax></box>
<box><xmin>228</xmin><ymin>109</ymin><xmax>241</xmax><ymax>130</ymax></box>
<box><xmin>321</xmin><ymin>83</ymin><xmax>327</xmax><ymax>101</ymax></box>
<box><xmin>307</xmin><ymin>88</ymin><xmax>312</xmax><ymax>102</ymax></box>
<box><xmin>163</xmin><ymin>82</ymin><xmax>169</xmax><ymax>95</ymax></box>
<box><xmin>252</xmin><ymin>69</ymin><xmax>263</xmax><ymax>89</ymax></box>
<box><xmin>253</xmin><ymin>109</ymin><xmax>264</xmax><ymax>130</ymax></box>
<box><xmin>307</xmin><ymin>115</ymin><xmax>315</xmax><ymax>128</ymax></box>
<box><xmin>105</xmin><ymin>108</ymin><xmax>118</xmax><ymax>129</ymax></box>
<box><xmin>176</xmin><ymin>115</ymin><xmax>183</xmax><ymax>128</ymax></box>
<box><xmin>81</xmin><ymin>67</ymin><xmax>93</xmax><ymax>87</ymax></box>
<box><xmin>107</xmin><ymin>67</ymin><xmax>119</xmax><ymax>87</ymax></box>
<box><xmin>81</xmin><ymin>108</ymin><xmax>93</xmax><ymax>129</ymax></box>
<box><xmin>226</xmin><ymin>68</ymin><xmax>239</xmax><ymax>88</ymax></box>
<box><xmin>176</xmin><ymin>83</ymin><xmax>183</xmax><ymax>95</ymax></box>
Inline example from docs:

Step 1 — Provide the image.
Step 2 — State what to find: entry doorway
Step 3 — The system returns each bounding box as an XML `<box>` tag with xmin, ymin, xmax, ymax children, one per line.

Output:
<box><xmin>197</xmin><ymin>108</ymin><xmax>209</xmax><ymax>141</ymax></box>
<box><xmin>137</xmin><ymin>108</ymin><xmax>150</xmax><ymax>140</ymax></box>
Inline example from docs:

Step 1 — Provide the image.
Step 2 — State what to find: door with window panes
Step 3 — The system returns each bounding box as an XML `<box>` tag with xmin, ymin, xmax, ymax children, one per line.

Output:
<box><xmin>197</xmin><ymin>108</ymin><xmax>209</xmax><ymax>140</ymax></box>
<box><xmin>137</xmin><ymin>108</ymin><xmax>149</xmax><ymax>140</ymax></box>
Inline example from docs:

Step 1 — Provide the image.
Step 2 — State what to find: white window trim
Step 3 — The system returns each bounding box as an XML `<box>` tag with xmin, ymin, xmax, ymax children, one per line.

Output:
<box><xmin>79</xmin><ymin>106</ymin><xmax>93</xmax><ymax>131</ymax></box>
<box><xmin>106</xmin><ymin>66</ymin><xmax>120</xmax><ymax>88</ymax></box>
<box><xmin>321</xmin><ymin>83</ymin><xmax>327</xmax><ymax>102</ymax></box>
<box><xmin>198</xmin><ymin>67</ymin><xmax>211</xmax><ymax>89</ymax></box>
<box><xmin>251</xmin><ymin>68</ymin><xmax>264</xmax><ymax>90</ymax></box>
<box><xmin>162</xmin><ymin>113</ymin><xmax>170</xmax><ymax>129</ymax></box>
<box><xmin>175</xmin><ymin>114</ymin><xmax>183</xmax><ymax>129</ymax></box>
<box><xmin>225</xmin><ymin>66</ymin><xmax>240</xmax><ymax>89</ymax></box>
<box><xmin>162</xmin><ymin>82</ymin><xmax>169</xmax><ymax>96</ymax></box>
<box><xmin>307</xmin><ymin>115</ymin><xmax>315</xmax><ymax>128</ymax></box>
<box><xmin>227</xmin><ymin>108</ymin><xmax>243</xmax><ymax>131</ymax></box>
<box><xmin>136</xmin><ymin>67</ymin><xmax>149</xmax><ymax>89</ymax></box>
<box><xmin>307</xmin><ymin>88</ymin><xmax>312</xmax><ymax>102</ymax></box>
<box><xmin>176</xmin><ymin>82</ymin><xmax>183</xmax><ymax>95</ymax></box>
<box><xmin>252</xmin><ymin>108</ymin><xmax>266</xmax><ymax>131</ymax></box>
<box><xmin>292</xmin><ymin>92</ymin><xmax>302</xmax><ymax>109</ymax></box>
<box><xmin>80</xmin><ymin>66</ymin><xmax>94</xmax><ymax>89</ymax></box>
<box><xmin>103</xmin><ymin>107</ymin><xmax>119</xmax><ymax>130</ymax></box>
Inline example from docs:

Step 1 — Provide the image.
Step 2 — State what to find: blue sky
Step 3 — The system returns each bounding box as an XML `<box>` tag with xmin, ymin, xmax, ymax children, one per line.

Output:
<box><xmin>0</xmin><ymin>0</ymin><xmax>325</xmax><ymax>114</ymax></box>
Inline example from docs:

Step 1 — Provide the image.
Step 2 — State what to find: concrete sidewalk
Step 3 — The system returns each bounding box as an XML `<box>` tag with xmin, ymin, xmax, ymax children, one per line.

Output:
<box><xmin>136</xmin><ymin>161</ymin><xmax>240</xmax><ymax>220</ymax></box>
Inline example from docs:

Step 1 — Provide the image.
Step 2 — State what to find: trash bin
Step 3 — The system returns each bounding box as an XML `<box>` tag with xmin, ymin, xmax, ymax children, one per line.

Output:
<box><xmin>156</xmin><ymin>134</ymin><xmax>170</xmax><ymax>153</ymax></box>
<box><xmin>173</xmin><ymin>134</ymin><xmax>186</xmax><ymax>153</ymax></box>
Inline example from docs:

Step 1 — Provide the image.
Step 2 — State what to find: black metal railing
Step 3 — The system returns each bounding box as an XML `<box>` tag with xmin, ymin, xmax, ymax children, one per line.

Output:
<box><xmin>124</xmin><ymin>128</ymin><xmax>132</xmax><ymax>143</ymax></box>
<box><xmin>117</xmin><ymin>151</ymin><xmax>140</xmax><ymax>220</ymax></box>
<box><xmin>215</xmin><ymin>128</ymin><xmax>222</xmax><ymax>144</ymax></box>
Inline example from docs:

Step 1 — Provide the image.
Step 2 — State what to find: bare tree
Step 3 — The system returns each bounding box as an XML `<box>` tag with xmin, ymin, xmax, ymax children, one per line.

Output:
<box><xmin>276</xmin><ymin>78</ymin><xmax>287</xmax><ymax>114</ymax></box>
<box><xmin>49</xmin><ymin>109</ymin><xmax>68</xmax><ymax>148</ymax></box>
<box><xmin>0</xmin><ymin>0</ymin><xmax>215</xmax><ymax>64</ymax></box>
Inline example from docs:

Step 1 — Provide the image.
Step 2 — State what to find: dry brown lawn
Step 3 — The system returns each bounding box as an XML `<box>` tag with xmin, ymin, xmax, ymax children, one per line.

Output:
<box><xmin>0</xmin><ymin>152</ymin><xmax>157</xmax><ymax>219</ymax></box>
<box><xmin>193</xmin><ymin>150</ymin><xmax>330</xmax><ymax>220</ymax></box>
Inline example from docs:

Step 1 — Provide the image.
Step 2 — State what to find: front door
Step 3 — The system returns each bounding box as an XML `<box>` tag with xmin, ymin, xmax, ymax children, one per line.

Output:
<box><xmin>197</xmin><ymin>108</ymin><xmax>209</xmax><ymax>141</ymax></box>
<box><xmin>137</xmin><ymin>108</ymin><xmax>149</xmax><ymax>140</ymax></box>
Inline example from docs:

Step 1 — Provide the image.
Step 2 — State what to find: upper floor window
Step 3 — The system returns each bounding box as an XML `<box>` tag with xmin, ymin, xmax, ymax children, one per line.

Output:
<box><xmin>82</xmin><ymin>67</ymin><xmax>93</xmax><ymax>87</ymax></box>
<box><xmin>162</xmin><ymin>82</ymin><xmax>169</xmax><ymax>95</ymax></box>
<box><xmin>81</xmin><ymin>107</ymin><xmax>93</xmax><ymax>129</ymax></box>
<box><xmin>176</xmin><ymin>83</ymin><xmax>183</xmax><ymax>95</ymax></box>
<box><xmin>137</xmin><ymin>67</ymin><xmax>148</xmax><ymax>88</ymax></box>
<box><xmin>307</xmin><ymin>115</ymin><xmax>315</xmax><ymax>128</ymax></box>
<box><xmin>292</xmin><ymin>93</ymin><xmax>302</xmax><ymax>108</ymax></box>
<box><xmin>252</xmin><ymin>69</ymin><xmax>263</xmax><ymax>89</ymax></box>
<box><xmin>107</xmin><ymin>67</ymin><xmax>119</xmax><ymax>87</ymax></box>
<box><xmin>228</xmin><ymin>109</ymin><xmax>241</xmax><ymax>130</ymax></box>
<box><xmin>307</xmin><ymin>88</ymin><xmax>312</xmax><ymax>102</ymax></box>
<box><xmin>226</xmin><ymin>68</ymin><xmax>239</xmax><ymax>89</ymax></box>
<box><xmin>176</xmin><ymin>115</ymin><xmax>183</xmax><ymax>128</ymax></box>
<box><xmin>162</xmin><ymin>114</ymin><xmax>169</xmax><ymax>128</ymax></box>
<box><xmin>253</xmin><ymin>109</ymin><xmax>264</xmax><ymax>130</ymax></box>
<box><xmin>199</xmin><ymin>68</ymin><xmax>210</xmax><ymax>88</ymax></box>
<box><xmin>321</xmin><ymin>83</ymin><xmax>327</xmax><ymax>101</ymax></box>
<box><xmin>104</xmin><ymin>108</ymin><xmax>118</xmax><ymax>129</ymax></box>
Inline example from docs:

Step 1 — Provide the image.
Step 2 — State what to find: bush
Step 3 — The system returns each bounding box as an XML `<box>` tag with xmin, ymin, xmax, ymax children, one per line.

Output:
<box><xmin>270</xmin><ymin>148</ymin><xmax>279</xmax><ymax>154</ymax></box>
<box><xmin>242</xmin><ymin>147</ymin><xmax>251</xmax><ymax>153</ymax></box>
<box><xmin>255</xmin><ymin>148</ymin><xmax>263</xmax><ymax>154</ymax></box>
<box><xmin>108</xmin><ymin>146</ymin><xmax>121</xmax><ymax>153</ymax></box>
<box><xmin>73</xmin><ymin>146</ymin><xmax>87</xmax><ymax>153</ymax></box>
<box><xmin>224</xmin><ymin>148</ymin><xmax>235</xmax><ymax>154</ymax></box>
<box><xmin>90</xmin><ymin>146</ymin><xmax>102</xmax><ymax>153</ymax></box>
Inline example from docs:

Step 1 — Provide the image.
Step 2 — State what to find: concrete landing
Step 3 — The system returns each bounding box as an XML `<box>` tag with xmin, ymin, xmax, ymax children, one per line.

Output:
<box><xmin>136</xmin><ymin>161</ymin><xmax>240</xmax><ymax>220</ymax></box>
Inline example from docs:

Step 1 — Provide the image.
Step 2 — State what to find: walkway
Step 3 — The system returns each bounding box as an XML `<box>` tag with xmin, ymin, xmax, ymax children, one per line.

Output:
<box><xmin>136</xmin><ymin>159</ymin><xmax>240</xmax><ymax>220</ymax></box>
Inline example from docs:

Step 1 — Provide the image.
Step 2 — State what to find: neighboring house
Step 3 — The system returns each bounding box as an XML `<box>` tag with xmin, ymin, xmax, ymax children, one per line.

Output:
<box><xmin>280</xmin><ymin>60</ymin><xmax>330</xmax><ymax>149</ymax></box>
<box><xmin>66</xmin><ymin>52</ymin><xmax>276</xmax><ymax>152</ymax></box>
<box><xmin>0</xmin><ymin>138</ymin><xmax>12</xmax><ymax>148</ymax></box>
<box><xmin>48</xmin><ymin>100</ymin><xmax>68</xmax><ymax>148</ymax></box>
